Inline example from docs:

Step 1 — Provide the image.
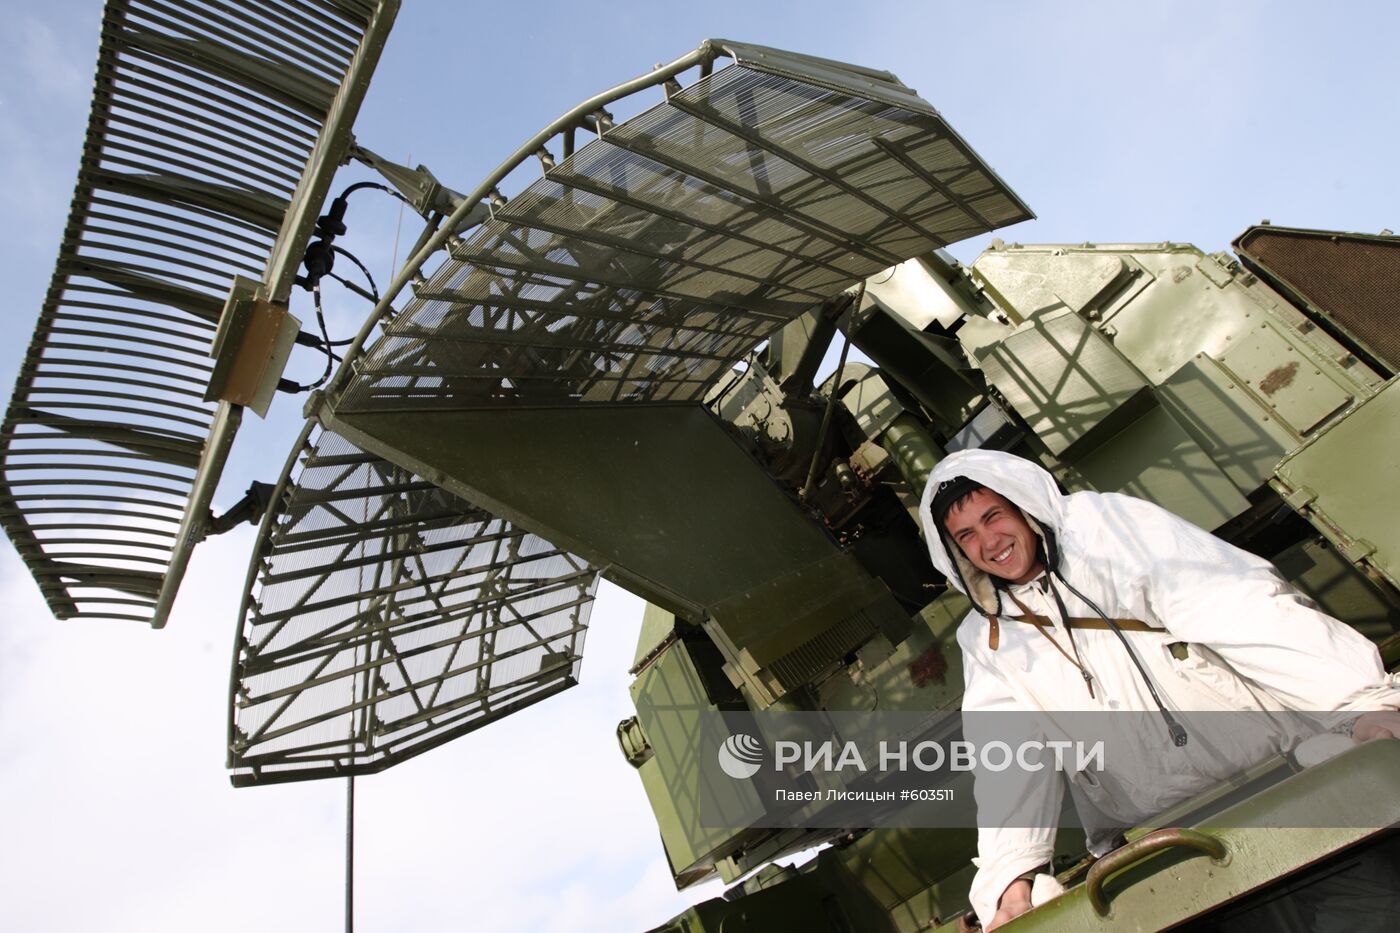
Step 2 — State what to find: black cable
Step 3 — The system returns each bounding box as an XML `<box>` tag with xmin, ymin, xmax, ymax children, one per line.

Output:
<box><xmin>338</xmin><ymin>180</ymin><xmax>414</xmax><ymax>210</ymax></box>
<box><xmin>330</xmin><ymin>245</ymin><xmax>381</xmax><ymax>302</ymax></box>
<box><xmin>294</xmin><ymin>331</ymin><xmax>346</xmax><ymax>355</ymax></box>
<box><xmin>283</xmin><ymin>181</ymin><xmax>408</xmax><ymax>394</ymax></box>
<box><xmin>300</xmin><ymin>183</ymin><xmax>412</xmax><ymax>291</ymax></box>
<box><xmin>278</xmin><ymin>284</ymin><xmax>336</xmax><ymax>394</ymax></box>
<box><xmin>303</xmin><ymin>294</ymin><xmax>358</xmax><ymax>345</ymax></box>
<box><xmin>327</xmin><ymin>271</ymin><xmax>378</xmax><ymax>308</ymax></box>
<box><xmin>1053</xmin><ymin>572</ymin><xmax>1189</xmax><ymax>747</ymax></box>
<box><xmin>311</xmin><ymin>283</ymin><xmax>335</xmax><ymax>383</ymax></box>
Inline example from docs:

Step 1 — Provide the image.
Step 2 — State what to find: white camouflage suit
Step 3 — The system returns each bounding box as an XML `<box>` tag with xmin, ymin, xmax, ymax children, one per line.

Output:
<box><xmin>917</xmin><ymin>449</ymin><xmax>1400</xmax><ymax>924</ymax></box>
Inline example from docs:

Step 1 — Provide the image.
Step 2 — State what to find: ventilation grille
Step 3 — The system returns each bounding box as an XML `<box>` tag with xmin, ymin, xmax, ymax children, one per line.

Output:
<box><xmin>1235</xmin><ymin>226</ymin><xmax>1400</xmax><ymax>374</ymax></box>
<box><xmin>765</xmin><ymin>611</ymin><xmax>875</xmax><ymax>694</ymax></box>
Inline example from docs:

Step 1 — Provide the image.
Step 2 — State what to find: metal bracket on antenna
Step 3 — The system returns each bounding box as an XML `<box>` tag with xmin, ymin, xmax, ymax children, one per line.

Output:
<box><xmin>207</xmin><ymin>482</ymin><xmax>278</xmax><ymax>537</ymax></box>
<box><xmin>351</xmin><ymin>145</ymin><xmax>492</xmax><ymax>231</ymax></box>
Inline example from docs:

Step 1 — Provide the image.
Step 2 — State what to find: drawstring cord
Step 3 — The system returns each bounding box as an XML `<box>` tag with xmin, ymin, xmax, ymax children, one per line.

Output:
<box><xmin>1052</xmin><ymin>572</ymin><xmax>1190</xmax><ymax>748</ymax></box>
<box><xmin>934</xmin><ymin>488</ymin><xmax>1188</xmax><ymax>748</ymax></box>
<box><xmin>1039</xmin><ymin>578</ymin><xmax>1096</xmax><ymax>700</ymax></box>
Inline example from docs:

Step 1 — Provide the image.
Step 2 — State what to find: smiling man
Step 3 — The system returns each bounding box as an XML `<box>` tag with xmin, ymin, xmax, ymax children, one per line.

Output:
<box><xmin>918</xmin><ymin>449</ymin><xmax>1400</xmax><ymax>931</ymax></box>
<box><xmin>941</xmin><ymin>483</ymin><xmax>1042</xmax><ymax>587</ymax></box>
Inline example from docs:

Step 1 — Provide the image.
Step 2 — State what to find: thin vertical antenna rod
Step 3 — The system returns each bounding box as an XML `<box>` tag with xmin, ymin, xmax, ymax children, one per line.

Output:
<box><xmin>346</xmin><ymin>773</ymin><xmax>355</xmax><ymax>933</ymax></box>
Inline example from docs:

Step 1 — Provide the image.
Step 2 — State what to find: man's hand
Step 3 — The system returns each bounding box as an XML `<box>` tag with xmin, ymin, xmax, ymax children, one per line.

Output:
<box><xmin>1352</xmin><ymin>710</ymin><xmax>1400</xmax><ymax>742</ymax></box>
<box><xmin>986</xmin><ymin>879</ymin><xmax>1032</xmax><ymax>930</ymax></box>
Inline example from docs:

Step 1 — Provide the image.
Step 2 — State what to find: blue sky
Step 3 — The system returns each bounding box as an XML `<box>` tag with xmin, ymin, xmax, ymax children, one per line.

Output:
<box><xmin>1</xmin><ymin>2</ymin><xmax>1396</xmax><ymax>931</ymax></box>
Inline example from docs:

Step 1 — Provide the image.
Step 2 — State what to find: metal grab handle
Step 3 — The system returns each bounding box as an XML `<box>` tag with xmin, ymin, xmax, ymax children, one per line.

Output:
<box><xmin>1086</xmin><ymin>828</ymin><xmax>1228</xmax><ymax>916</ymax></box>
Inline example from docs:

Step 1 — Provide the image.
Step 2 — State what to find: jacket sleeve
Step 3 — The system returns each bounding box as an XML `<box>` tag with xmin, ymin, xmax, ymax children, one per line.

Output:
<box><xmin>1087</xmin><ymin>492</ymin><xmax>1400</xmax><ymax>713</ymax></box>
<box><xmin>958</xmin><ymin>616</ymin><xmax>1063</xmax><ymax>924</ymax></box>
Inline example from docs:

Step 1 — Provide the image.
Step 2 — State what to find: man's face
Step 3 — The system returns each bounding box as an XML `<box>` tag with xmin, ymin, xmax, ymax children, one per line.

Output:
<box><xmin>943</xmin><ymin>488</ymin><xmax>1043</xmax><ymax>585</ymax></box>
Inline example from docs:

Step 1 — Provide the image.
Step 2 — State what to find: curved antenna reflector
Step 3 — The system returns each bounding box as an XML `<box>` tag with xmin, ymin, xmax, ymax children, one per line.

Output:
<box><xmin>227</xmin><ymin>40</ymin><xmax>1032</xmax><ymax>783</ymax></box>
<box><xmin>333</xmin><ymin>41</ymin><xmax>1032</xmax><ymax>413</ymax></box>
<box><xmin>229</xmin><ymin>428</ymin><xmax>598</xmax><ymax>786</ymax></box>
<box><xmin>0</xmin><ymin>0</ymin><xmax>398</xmax><ymax>625</ymax></box>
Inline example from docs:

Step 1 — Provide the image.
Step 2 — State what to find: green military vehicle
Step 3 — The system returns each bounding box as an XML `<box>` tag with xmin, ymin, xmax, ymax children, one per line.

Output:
<box><xmin>2</xmin><ymin>2</ymin><xmax>1395</xmax><ymax>929</ymax></box>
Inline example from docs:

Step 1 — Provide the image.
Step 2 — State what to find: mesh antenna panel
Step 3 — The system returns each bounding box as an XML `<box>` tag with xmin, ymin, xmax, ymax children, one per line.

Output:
<box><xmin>0</xmin><ymin>0</ymin><xmax>398</xmax><ymax>625</ymax></box>
<box><xmin>230</xmin><ymin>427</ymin><xmax>596</xmax><ymax>784</ymax></box>
<box><xmin>233</xmin><ymin>40</ymin><xmax>1030</xmax><ymax>782</ymax></box>
<box><xmin>331</xmin><ymin>40</ymin><xmax>1032</xmax><ymax>413</ymax></box>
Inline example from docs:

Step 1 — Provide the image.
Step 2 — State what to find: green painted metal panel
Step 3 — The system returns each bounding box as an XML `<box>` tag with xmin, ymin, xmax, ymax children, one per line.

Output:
<box><xmin>631</xmin><ymin>639</ymin><xmax>766</xmax><ymax>882</ymax></box>
<box><xmin>707</xmin><ymin>551</ymin><xmax>901</xmax><ymax>703</ymax></box>
<box><xmin>1157</xmin><ymin>355</ymin><xmax>1298</xmax><ymax>494</ymax></box>
<box><xmin>849</xmin><ymin>296</ymin><xmax>988</xmax><ymax>438</ymax></box>
<box><xmin>817</xmin><ymin>588</ymin><xmax>970</xmax><ymax>715</ymax></box>
<box><xmin>332</xmin><ymin>405</ymin><xmax>907</xmax><ymax>707</ymax></box>
<box><xmin>973</xmin><ymin>250</ymin><xmax>1134</xmax><ymax>320</ymax></box>
<box><xmin>332</xmin><ymin>405</ymin><xmax>837</xmax><ymax>617</ymax></box>
<box><xmin>972</xmin><ymin>740</ymin><xmax>1400</xmax><ymax>932</ymax></box>
<box><xmin>1272</xmin><ymin>377</ymin><xmax>1400</xmax><ymax>590</ymax></box>
<box><xmin>1272</xmin><ymin>537</ymin><xmax>1400</xmax><ymax>646</ymax></box>
<box><xmin>975</xmin><ymin>309</ymin><xmax>1151</xmax><ymax>458</ymax></box>
<box><xmin>1217</xmin><ymin>319</ymin><xmax>1353</xmax><ymax>435</ymax></box>
<box><xmin>1072</xmin><ymin>403</ymin><xmax>1250</xmax><ymax>532</ymax></box>
<box><xmin>634</xmin><ymin>602</ymin><xmax>679</xmax><ymax>670</ymax></box>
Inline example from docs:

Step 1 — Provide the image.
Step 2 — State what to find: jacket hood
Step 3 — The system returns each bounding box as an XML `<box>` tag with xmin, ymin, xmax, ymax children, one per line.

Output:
<box><xmin>918</xmin><ymin>450</ymin><xmax>1068</xmax><ymax>614</ymax></box>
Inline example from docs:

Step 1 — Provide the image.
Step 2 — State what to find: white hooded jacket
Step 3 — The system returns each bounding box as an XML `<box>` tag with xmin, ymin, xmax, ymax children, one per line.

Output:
<box><xmin>918</xmin><ymin>449</ymin><xmax>1400</xmax><ymax>924</ymax></box>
